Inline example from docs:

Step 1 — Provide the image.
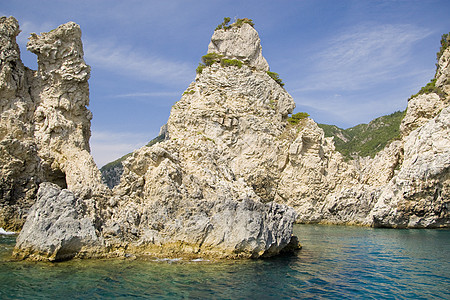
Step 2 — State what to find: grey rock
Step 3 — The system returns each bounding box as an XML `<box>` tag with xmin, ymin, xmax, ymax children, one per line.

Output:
<box><xmin>13</xmin><ymin>182</ymin><xmax>100</xmax><ymax>261</ymax></box>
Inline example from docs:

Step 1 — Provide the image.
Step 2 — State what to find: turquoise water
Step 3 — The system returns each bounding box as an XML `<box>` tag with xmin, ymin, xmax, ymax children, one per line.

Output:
<box><xmin>0</xmin><ymin>225</ymin><xmax>449</xmax><ymax>299</ymax></box>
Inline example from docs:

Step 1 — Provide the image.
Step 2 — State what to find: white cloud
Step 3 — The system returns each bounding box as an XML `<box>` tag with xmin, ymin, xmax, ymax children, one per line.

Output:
<box><xmin>292</xmin><ymin>24</ymin><xmax>432</xmax><ymax>92</ymax></box>
<box><xmin>84</xmin><ymin>39</ymin><xmax>193</xmax><ymax>87</ymax></box>
<box><xmin>90</xmin><ymin>130</ymin><xmax>157</xmax><ymax>167</ymax></box>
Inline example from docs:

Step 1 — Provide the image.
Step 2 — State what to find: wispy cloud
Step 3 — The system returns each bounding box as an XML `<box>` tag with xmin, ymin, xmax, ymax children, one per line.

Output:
<box><xmin>90</xmin><ymin>130</ymin><xmax>157</xmax><ymax>167</ymax></box>
<box><xmin>84</xmin><ymin>39</ymin><xmax>193</xmax><ymax>87</ymax></box>
<box><xmin>16</xmin><ymin>20</ymin><xmax>56</xmax><ymax>47</ymax></box>
<box><xmin>292</xmin><ymin>24</ymin><xmax>432</xmax><ymax>92</ymax></box>
<box><xmin>112</xmin><ymin>92</ymin><xmax>181</xmax><ymax>98</ymax></box>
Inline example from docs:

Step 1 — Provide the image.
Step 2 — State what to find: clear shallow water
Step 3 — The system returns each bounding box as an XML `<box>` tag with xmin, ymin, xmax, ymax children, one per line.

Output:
<box><xmin>0</xmin><ymin>225</ymin><xmax>449</xmax><ymax>299</ymax></box>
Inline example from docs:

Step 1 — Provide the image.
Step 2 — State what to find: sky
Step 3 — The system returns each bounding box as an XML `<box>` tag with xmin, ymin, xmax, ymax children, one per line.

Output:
<box><xmin>2</xmin><ymin>0</ymin><xmax>450</xmax><ymax>167</ymax></box>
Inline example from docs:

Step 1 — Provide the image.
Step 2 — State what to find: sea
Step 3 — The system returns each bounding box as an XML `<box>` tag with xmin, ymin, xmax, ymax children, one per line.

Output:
<box><xmin>0</xmin><ymin>224</ymin><xmax>448</xmax><ymax>299</ymax></box>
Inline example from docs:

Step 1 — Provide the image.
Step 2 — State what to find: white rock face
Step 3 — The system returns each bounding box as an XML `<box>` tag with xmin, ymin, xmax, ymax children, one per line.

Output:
<box><xmin>0</xmin><ymin>17</ymin><xmax>107</xmax><ymax>231</ymax></box>
<box><xmin>9</xmin><ymin>18</ymin><xmax>450</xmax><ymax>262</ymax></box>
<box><xmin>208</xmin><ymin>23</ymin><xmax>269</xmax><ymax>71</ymax></box>
<box><xmin>370</xmin><ymin>106</ymin><xmax>450</xmax><ymax>227</ymax></box>
<box><xmin>400</xmin><ymin>93</ymin><xmax>446</xmax><ymax>136</ymax></box>
<box><xmin>27</xmin><ymin>22</ymin><xmax>108</xmax><ymax>199</ymax></box>
<box><xmin>436</xmin><ymin>47</ymin><xmax>450</xmax><ymax>95</ymax></box>
<box><xmin>12</xmin><ymin>18</ymin><xmax>300</xmax><ymax>260</ymax></box>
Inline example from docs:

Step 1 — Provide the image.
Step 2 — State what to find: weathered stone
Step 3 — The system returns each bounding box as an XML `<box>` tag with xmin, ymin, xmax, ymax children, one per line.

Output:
<box><xmin>208</xmin><ymin>23</ymin><xmax>269</xmax><ymax>71</ymax></box>
<box><xmin>11</xmin><ymin>18</ymin><xmax>299</xmax><ymax>260</ymax></box>
<box><xmin>0</xmin><ymin>17</ymin><xmax>108</xmax><ymax>230</ymax></box>
<box><xmin>400</xmin><ymin>93</ymin><xmax>447</xmax><ymax>136</ymax></box>
<box><xmin>13</xmin><ymin>182</ymin><xmax>100</xmax><ymax>261</ymax></box>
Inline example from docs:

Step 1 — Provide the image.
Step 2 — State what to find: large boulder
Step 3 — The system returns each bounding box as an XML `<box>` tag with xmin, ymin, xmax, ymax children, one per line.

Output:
<box><xmin>13</xmin><ymin>182</ymin><xmax>100</xmax><ymax>261</ymax></box>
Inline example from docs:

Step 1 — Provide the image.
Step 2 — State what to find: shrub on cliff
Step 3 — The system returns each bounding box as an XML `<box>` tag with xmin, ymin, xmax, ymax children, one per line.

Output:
<box><xmin>409</xmin><ymin>78</ymin><xmax>446</xmax><ymax>100</ymax></box>
<box><xmin>437</xmin><ymin>32</ymin><xmax>449</xmax><ymax>61</ymax></box>
<box><xmin>215</xmin><ymin>17</ymin><xmax>231</xmax><ymax>31</ymax></box>
<box><xmin>215</xmin><ymin>17</ymin><xmax>255</xmax><ymax>31</ymax></box>
<box><xmin>234</xmin><ymin>18</ymin><xmax>255</xmax><ymax>28</ymax></box>
<box><xmin>201</xmin><ymin>53</ymin><xmax>224</xmax><ymax>66</ymax></box>
<box><xmin>267</xmin><ymin>71</ymin><xmax>285</xmax><ymax>87</ymax></box>
<box><xmin>287</xmin><ymin>112</ymin><xmax>309</xmax><ymax>125</ymax></box>
<box><xmin>220</xmin><ymin>59</ymin><xmax>243</xmax><ymax>68</ymax></box>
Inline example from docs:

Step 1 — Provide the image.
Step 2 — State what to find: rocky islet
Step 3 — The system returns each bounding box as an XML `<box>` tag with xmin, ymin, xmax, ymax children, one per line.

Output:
<box><xmin>0</xmin><ymin>16</ymin><xmax>448</xmax><ymax>261</ymax></box>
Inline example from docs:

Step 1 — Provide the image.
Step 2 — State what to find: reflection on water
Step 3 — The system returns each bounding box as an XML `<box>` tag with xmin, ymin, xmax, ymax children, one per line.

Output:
<box><xmin>0</xmin><ymin>225</ymin><xmax>449</xmax><ymax>299</ymax></box>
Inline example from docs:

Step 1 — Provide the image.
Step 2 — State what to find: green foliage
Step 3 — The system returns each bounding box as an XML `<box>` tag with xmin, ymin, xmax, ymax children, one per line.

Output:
<box><xmin>196</xmin><ymin>63</ymin><xmax>205</xmax><ymax>74</ymax></box>
<box><xmin>215</xmin><ymin>17</ymin><xmax>231</xmax><ymax>31</ymax></box>
<box><xmin>220</xmin><ymin>59</ymin><xmax>243</xmax><ymax>68</ymax></box>
<box><xmin>183</xmin><ymin>90</ymin><xmax>195</xmax><ymax>96</ymax></box>
<box><xmin>215</xmin><ymin>17</ymin><xmax>255</xmax><ymax>31</ymax></box>
<box><xmin>409</xmin><ymin>32</ymin><xmax>450</xmax><ymax>100</ymax></box>
<box><xmin>318</xmin><ymin>110</ymin><xmax>405</xmax><ymax>160</ymax></box>
<box><xmin>201</xmin><ymin>52</ymin><xmax>224</xmax><ymax>66</ymax></box>
<box><xmin>409</xmin><ymin>78</ymin><xmax>446</xmax><ymax>100</ymax></box>
<box><xmin>287</xmin><ymin>112</ymin><xmax>310</xmax><ymax>125</ymax></box>
<box><xmin>437</xmin><ymin>32</ymin><xmax>450</xmax><ymax>61</ymax></box>
<box><xmin>197</xmin><ymin>54</ymin><xmax>244</xmax><ymax>73</ymax></box>
<box><xmin>266</xmin><ymin>71</ymin><xmax>285</xmax><ymax>87</ymax></box>
<box><xmin>234</xmin><ymin>18</ymin><xmax>254</xmax><ymax>28</ymax></box>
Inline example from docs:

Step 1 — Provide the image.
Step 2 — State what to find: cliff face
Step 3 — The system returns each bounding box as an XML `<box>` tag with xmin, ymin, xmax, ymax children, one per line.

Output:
<box><xmin>6</xmin><ymin>17</ymin><xmax>450</xmax><ymax>261</ymax></box>
<box><xmin>12</xmin><ymin>19</ymin><xmax>300</xmax><ymax>261</ymax></box>
<box><xmin>0</xmin><ymin>17</ymin><xmax>107</xmax><ymax>231</ymax></box>
<box><xmin>280</xmin><ymin>47</ymin><xmax>449</xmax><ymax>228</ymax></box>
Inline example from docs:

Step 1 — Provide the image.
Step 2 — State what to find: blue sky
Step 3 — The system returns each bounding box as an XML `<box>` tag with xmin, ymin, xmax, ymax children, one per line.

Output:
<box><xmin>2</xmin><ymin>0</ymin><xmax>450</xmax><ymax>167</ymax></box>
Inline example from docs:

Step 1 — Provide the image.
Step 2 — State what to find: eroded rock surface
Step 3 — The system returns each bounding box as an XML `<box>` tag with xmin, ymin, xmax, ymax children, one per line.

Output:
<box><xmin>283</xmin><ymin>48</ymin><xmax>449</xmax><ymax>228</ymax></box>
<box><xmin>12</xmin><ymin>18</ymin><xmax>299</xmax><ymax>261</ymax></box>
<box><xmin>13</xmin><ymin>182</ymin><xmax>100</xmax><ymax>261</ymax></box>
<box><xmin>8</xmin><ymin>18</ymin><xmax>450</xmax><ymax>262</ymax></box>
<box><xmin>0</xmin><ymin>17</ymin><xmax>107</xmax><ymax>231</ymax></box>
<box><xmin>208</xmin><ymin>23</ymin><xmax>269</xmax><ymax>71</ymax></box>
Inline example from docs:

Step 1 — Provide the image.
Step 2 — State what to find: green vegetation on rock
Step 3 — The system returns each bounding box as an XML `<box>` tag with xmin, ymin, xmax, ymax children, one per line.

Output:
<box><xmin>318</xmin><ymin>110</ymin><xmax>405</xmax><ymax>160</ymax></box>
<box><xmin>287</xmin><ymin>112</ymin><xmax>309</xmax><ymax>125</ymax></box>
<box><xmin>221</xmin><ymin>59</ymin><xmax>243</xmax><ymax>68</ymax></box>
<box><xmin>437</xmin><ymin>32</ymin><xmax>449</xmax><ymax>61</ymax></box>
<box><xmin>409</xmin><ymin>32</ymin><xmax>449</xmax><ymax>100</ymax></box>
<box><xmin>266</xmin><ymin>71</ymin><xmax>284</xmax><ymax>87</ymax></box>
<box><xmin>409</xmin><ymin>78</ymin><xmax>446</xmax><ymax>100</ymax></box>
<box><xmin>215</xmin><ymin>17</ymin><xmax>254</xmax><ymax>31</ymax></box>
<box><xmin>215</xmin><ymin>17</ymin><xmax>231</xmax><ymax>31</ymax></box>
<box><xmin>234</xmin><ymin>18</ymin><xmax>254</xmax><ymax>28</ymax></box>
<box><xmin>201</xmin><ymin>53</ymin><xmax>224</xmax><ymax>66</ymax></box>
<box><xmin>196</xmin><ymin>53</ymin><xmax>244</xmax><ymax>73</ymax></box>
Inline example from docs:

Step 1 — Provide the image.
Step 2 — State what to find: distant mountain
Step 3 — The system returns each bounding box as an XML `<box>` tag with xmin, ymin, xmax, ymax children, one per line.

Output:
<box><xmin>318</xmin><ymin>110</ymin><xmax>405</xmax><ymax>160</ymax></box>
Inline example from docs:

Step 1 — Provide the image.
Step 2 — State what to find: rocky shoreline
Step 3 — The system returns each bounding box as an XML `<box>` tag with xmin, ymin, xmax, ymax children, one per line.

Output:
<box><xmin>1</xmin><ymin>16</ymin><xmax>448</xmax><ymax>261</ymax></box>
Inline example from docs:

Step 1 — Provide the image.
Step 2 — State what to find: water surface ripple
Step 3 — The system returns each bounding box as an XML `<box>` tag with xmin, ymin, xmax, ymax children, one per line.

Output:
<box><xmin>0</xmin><ymin>225</ymin><xmax>448</xmax><ymax>299</ymax></box>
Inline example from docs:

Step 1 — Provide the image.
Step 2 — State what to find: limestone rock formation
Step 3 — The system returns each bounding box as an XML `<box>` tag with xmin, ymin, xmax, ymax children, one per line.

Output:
<box><xmin>12</xmin><ymin>18</ymin><xmax>299</xmax><ymax>261</ymax></box>
<box><xmin>276</xmin><ymin>47</ymin><xmax>449</xmax><ymax>228</ymax></box>
<box><xmin>9</xmin><ymin>17</ymin><xmax>450</xmax><ymax>262</ymax></box>
<box><xmin>27</xmin><ymin>21</ymin><xmax>108</xmax><ymax>199</ymax></box>
<box><xmin>208</xmin><ymin>22</ymin><xmax>269</xmax><ymax>71</ymax></box>
<box><xmin>0</xmin><ymin>17</ymin><xmax>107</xmax><ymax>231</ymax></box>
<box><xmin>370</xmin><ymin>106</ymin><xmax>450</xmax><ymax>227</ymax></box>
<box><xmin>0</xmin><ymin>16</ymin><xmax>40</xmax><ymax>230</ymax></box>
<box><xmin>13</xmin><ymin>182</ymin><xmax>100</xmax><ymax>261</ymax></box>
